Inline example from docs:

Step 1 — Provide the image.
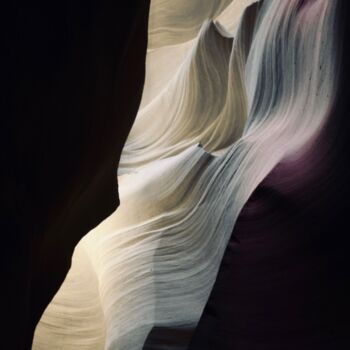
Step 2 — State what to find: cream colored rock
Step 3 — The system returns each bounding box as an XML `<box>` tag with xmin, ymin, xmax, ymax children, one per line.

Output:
<box><xmin>34</xmin><ymin>1</ymin><xmax>340</xmax><ymax>349</ymax></box>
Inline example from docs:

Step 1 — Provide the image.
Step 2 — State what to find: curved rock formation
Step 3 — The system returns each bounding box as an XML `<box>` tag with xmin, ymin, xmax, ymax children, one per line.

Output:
<box><xmin>33</xmin><ymin>0</ymin><xmax>350</xmax><ymax>349</ymax></box>
<box><xmin>148</xmin><ymin>0</ymin><xmax>232</xmax><ymax>48</ymax></box>
<box><xmin>190</xmin><ymin>1</ymin><xmax>350</xmax><ymax>349</ymax></box>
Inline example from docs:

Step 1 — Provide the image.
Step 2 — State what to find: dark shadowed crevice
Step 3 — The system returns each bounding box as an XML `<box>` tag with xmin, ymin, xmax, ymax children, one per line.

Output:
<box><xmin>1</xmin><ymin>1</ymin><xmax>150</xmax><ymax>348</ymax></box>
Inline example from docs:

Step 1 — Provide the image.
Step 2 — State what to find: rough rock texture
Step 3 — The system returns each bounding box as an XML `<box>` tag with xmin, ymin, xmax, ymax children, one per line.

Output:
<box><xmin>1</xmin><ymin>1</ymin><xmax>150</xmax><ymax>348</ymax></box>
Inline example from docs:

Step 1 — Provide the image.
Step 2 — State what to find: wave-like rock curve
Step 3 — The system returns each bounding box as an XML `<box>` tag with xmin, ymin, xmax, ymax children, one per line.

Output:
<box><xmin>34</xmin><ymin>0</ymin><xmax>348</xmax><ymax>349</ymax></box>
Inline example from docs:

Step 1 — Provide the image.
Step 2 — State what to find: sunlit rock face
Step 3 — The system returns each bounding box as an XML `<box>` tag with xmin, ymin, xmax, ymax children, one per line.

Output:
<box><xmin>34</xmin><ymin>0</ymin><xmax>350</xmax><ymax>349</ymax></box>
